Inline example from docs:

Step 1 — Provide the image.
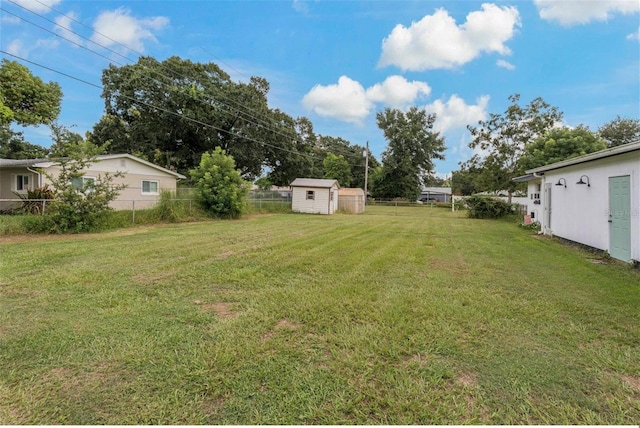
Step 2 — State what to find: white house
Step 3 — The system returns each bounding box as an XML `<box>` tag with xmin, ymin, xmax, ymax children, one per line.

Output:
<box><xmin>513</xmin><ymin>141</ymin><xmax>639</xmax><ymax>263</ymax></box>
<box><xmin>0</xmin><ymin>154</ymin><xmax>186</xmax><ymax>211</ymax></box>
<box><xmin>290</xmin><ymin>178</ymin><xmax>339</xmax><ymax>215</ymax></box>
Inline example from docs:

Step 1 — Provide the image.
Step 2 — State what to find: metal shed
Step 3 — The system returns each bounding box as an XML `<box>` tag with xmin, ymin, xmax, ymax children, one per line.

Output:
<box><xmin>338</xmin><ymin>188</ymin><xmax>365</xmax><ymax>214</ymax></box>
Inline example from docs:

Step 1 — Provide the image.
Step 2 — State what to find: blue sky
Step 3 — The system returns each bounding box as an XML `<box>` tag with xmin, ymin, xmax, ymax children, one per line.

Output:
<box><xmin>1</xmin><ymin>0</ymin><xmax>639</xmax><ymax>177</ymax></box>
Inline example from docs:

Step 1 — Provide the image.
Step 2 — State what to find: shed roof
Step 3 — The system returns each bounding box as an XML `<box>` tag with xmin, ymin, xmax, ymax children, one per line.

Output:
<box><xmin>525</xmin><ymin>140</ymin><xmax>640</xmax><ymax>174</ymax></box>
<box><xmin>421</xmin><ymin>187</ymin><xmax>452</xmax><ymax>195</ymax></box>
<box><xmin>339</xmin><ymin>187</ymin><xmax>365</xmax><ymax>196</ymax></box>
<box><xmin>290</xmin><ymin>178</ymin><xmax>340</xmax><ymax>189</ymax></box>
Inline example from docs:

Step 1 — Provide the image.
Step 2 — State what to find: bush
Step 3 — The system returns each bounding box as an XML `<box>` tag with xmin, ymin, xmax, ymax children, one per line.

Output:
<box><xmin>15</xmin><ymin>185</ymin><xmax>55</xmax><ymax>214</ymax></box>
<box><xmin>190</xmin><ymin>148</ymin><xmax>249</xmax><ymax>219</ymax></box>
<box><xmin>464</xmin><ymin>195</ymin><xmax>515</xmax><ymax>219</ymax></box>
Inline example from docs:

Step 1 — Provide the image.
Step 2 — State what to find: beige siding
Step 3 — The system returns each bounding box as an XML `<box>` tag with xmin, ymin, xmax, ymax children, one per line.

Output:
<box><xmin>292</xmin><ymin>185</ymin><xmax>338</xmax><ymax>214</ymax></box>
<box><xmin>1</xmin><ymin>158</ymin><xmax>180</xmax><ymax>211</ymax></box>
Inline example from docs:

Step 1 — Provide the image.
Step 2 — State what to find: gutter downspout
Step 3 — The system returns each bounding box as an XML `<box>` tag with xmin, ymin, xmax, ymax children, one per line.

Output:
<box><xmin>26</xmin><ymin>167</ymin><xmax>42</xmax><ymax>188</ymax></box>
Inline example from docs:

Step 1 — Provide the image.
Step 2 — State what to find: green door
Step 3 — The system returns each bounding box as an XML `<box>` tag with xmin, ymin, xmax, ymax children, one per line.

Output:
<box><xmin>609</xmin><ymin>176</ymin><xmax>631</xmax><ymax>262</ymax></box>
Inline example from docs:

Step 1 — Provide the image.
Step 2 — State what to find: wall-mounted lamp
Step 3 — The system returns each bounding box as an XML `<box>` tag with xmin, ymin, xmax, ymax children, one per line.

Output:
<box><xmin>555</xmin><ymin>178</ymin><xmax>567</xmax><ymax>188</ymax></box>
<box><xmin>576</xmin><ymin>175</ymin><xmax>590</xmax><ymax>187</ymax></box>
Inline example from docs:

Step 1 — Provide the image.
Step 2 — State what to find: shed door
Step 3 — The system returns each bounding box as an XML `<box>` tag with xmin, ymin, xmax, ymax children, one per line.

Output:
<box><xmin>609</xmin><ymin>176</ymin><xmax>631</xmax><ymax>262</ymax></box>
<box><xmin>544</xmin><ymin>183</ymin><xmax>552</xmax><ymax>234</ymax></box>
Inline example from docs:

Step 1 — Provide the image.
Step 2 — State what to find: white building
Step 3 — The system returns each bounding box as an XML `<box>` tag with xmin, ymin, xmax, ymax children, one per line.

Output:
<box><xmin>513</xmin><ymin>141</ymin><xmax>639</xmax><ymax>263</ymax></box>
<box><xmin>290</xmin><ymin>178</ymin><xmax>339</xmax><ymax>215</ymax></box>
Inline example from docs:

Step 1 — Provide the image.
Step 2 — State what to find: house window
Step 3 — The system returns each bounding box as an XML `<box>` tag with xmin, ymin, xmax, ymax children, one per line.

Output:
<box><xmin>142</xmin><ymin>180</ymin><xmax>159</xmax><ymax>195</ymax></box>
<box><xmin>71</xmin><ymin>176</ymin><xmax>96</xmax><ymax>191</ymax></box>
<box><xmin>13</xmin><ymin>174</ymin><xmax>31</xmax><ymax>193</ymax></box>
<box><xmin>306</xmin><ymin>190</ymin><xmax>315</xmax><ymax>200</ymax></box>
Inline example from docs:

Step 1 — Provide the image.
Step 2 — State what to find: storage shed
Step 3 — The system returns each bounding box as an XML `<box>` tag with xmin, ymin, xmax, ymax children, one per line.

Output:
<box><xmin>513</xmin><ymin>141</ymin><xmax>639</xmax><ymax>263</ymax></box>
<box><xmin>338</xmin><ymin>188</ymin><xmax>365</xmax><ymax>214</ymax></box>
<box><xmin>290</xmin><ymin>178</ymin><xmax>339</xmax><ymax>215</ymax></box>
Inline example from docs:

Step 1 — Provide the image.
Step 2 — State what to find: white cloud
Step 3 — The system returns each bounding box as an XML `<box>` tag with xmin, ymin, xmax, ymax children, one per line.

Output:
<box><xmin>496</xmin><ymin>59</ymin><xmax>515</xmax><ymax>70</ymax></box>
<box><xmin>534</xmin><ymin>0</ymin><xmax>640</xmax><ymax>26</ymax></box>
<box><xmin>6</xmin><ymin>39</ymin><xmax>24</xmax><ymax>56</ymax></box>
<box><xmin>424</xmin><ymin>94</ymin><xmax>490</xmax><ymax>133</ymax></box>
<box><xmin>292</xmin><ymin>0</ymin><xmax>310</xmax><ymax>15</ymax></box>
<box><xmin>378</xmin><ymin>3</ymin><xmax>521</xmax><ymax>71</ymax></box>
<box><xmin>91</xmin><ymin>8</ymin><xmax>169</xmax><ymax>52</ymax></box>
<box><xmin>302</xmin><ymin>76</ymin><xmax>372</xmax><ymax>124</ymax></box>
<box><xmin>10</xmin><ymin>0</ymin><xmax>61</xmax><ymax>13</ymax></box>
<box><xmin>54</xmin><ymin>12</ymin><xmax>83</xmax><ymax>46</ymax></box>
<box><xmin>366</xmin><ymin>75</ymin><xmax>431</xmax><ymax>108</ymax></box>
<box><xmin>1</xmin><ymin>15</ymin><xmax>21</xmax><ymax>24</ymax></box>
<box><xmin>627</xmin><ymin>26</ymin><xmax>640</xmax><ymax>41</ymax></box>
<box><xmin>6</xmin><ymin>38</ymin><xmax>58</xmax><ymax>58</ymax></box>
<box><xmin>302</xmin><ymin>75</ymin><xmax>434</xmax><ymax>124</ymax></box>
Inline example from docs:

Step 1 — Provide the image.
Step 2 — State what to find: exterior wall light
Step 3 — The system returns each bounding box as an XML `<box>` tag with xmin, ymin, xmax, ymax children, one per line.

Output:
<box><xmin>576</xmin><ymin>175</ymin><xmax>590</xmax><ymax>187</ymax></box>
<box><xmin>555</xmin><ymin>178</ymin><xmax>567</xmax><ymax>188</ymax></box>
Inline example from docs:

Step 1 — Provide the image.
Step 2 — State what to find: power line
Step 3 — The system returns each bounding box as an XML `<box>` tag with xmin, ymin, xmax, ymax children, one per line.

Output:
<box><xmin>1</xmin><ymin>4</ymin><xmax>371</xmax><ymax>168</ymax></box>
<box><xmin>0</xmin><ymin>50</ymin><xmax>315</xmax><ymax>161</ymax></box>
<box><xmin>22</xmin><ymin>0</ymin><xmax>372</xmax><ymax>163</ymax></box>
<box><xmin>8</xmin><ymin>0</ymin><xmax>304</xmax><ymax>143</ymax></box>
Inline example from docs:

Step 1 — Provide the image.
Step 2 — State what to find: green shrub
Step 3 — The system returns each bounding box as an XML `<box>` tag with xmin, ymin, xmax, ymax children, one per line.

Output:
<box><xmin>190</xmin><ymin>148</ymin><xmax>249</xmax><ymax>219</ymax></box>
<box><xmin>14</xmin><ymin>185</ymin><xmax>55</xmax><ymax>214</ymax></box>
<box><xmin>464</xmin><ymin>195</ymin><xmax>515</xmax><ymax>219</ymax></box>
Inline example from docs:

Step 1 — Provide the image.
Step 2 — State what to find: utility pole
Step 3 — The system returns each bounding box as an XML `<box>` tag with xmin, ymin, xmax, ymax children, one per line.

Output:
<box><xmin>363</xmin><ymin>141</ymin><xmax>369</xmax><ymax>204</ymax></box>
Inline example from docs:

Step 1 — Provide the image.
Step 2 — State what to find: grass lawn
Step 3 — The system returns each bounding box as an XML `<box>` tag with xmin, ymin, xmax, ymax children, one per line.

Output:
<box><xmin>1</xmin><ymin>206</ymin><xmax>639</xmax><ymax>424</ymax></box>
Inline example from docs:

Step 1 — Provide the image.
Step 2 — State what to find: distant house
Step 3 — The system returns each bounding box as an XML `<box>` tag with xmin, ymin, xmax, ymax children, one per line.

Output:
<box><xmin>338</xmin><ymin>188</ymin><xmax>365</xmax><ymax>214</ymax></box>
<box><xmin>419</xmin><ymin>187</ymin><xmax>452</xmax><ymax>202</ymax></box>
<box><xmin>513</xmin><ymin>141</ymin><xmax>639</xmax><ymax>263</ymax></box>
<box><xmin>0</xmin><ymin>154</ymin><xmax>186</xmax><ymax>211</ymax></box>
<box><xmin>290</xmin><ymin>178</ymin><xmax>339</xmax><ymax>215</ymax></box>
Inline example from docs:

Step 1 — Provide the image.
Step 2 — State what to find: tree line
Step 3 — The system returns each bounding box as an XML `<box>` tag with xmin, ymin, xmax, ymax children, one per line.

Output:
<box><xmin>2</xmin><ymin>57</ymin><xmax>639</xmax><ymax>203</ymax></box>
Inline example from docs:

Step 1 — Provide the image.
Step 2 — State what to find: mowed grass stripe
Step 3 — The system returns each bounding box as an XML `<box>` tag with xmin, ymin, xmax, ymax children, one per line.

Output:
<box><xmin>1</xmin><ymin>206</ymin><xmax>639</xmax><ymax>424</ymax></box>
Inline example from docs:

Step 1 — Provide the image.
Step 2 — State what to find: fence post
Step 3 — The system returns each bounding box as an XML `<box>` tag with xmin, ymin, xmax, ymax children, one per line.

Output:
<box><xmin>132</xmin><ymin>200</ymin><xmax>135</xmax><ymax>225</ymax></box>
<box><xmin>42</xmin><ymin>199</ymin><xmax>46</xmax><ymax>215</ymax></box>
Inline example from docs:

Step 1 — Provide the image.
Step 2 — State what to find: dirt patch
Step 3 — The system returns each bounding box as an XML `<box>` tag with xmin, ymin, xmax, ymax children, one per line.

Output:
<box><xmin>455</xmin><ymin>372</ymin><xmax>478</xmax><ymax>388</ymax></box>
<box><xmin>622</xmin><ymin>375</ymin><xmax>640</xmax><ymax>390</ymax></box>
<box><xmin>401</xmin><ymin>353</ymin><xmax>430</xmax><ymax>366</ymax></box>
<box><xmin>261</xmin><ymin>319</ymin><xmax>303</xmax><ymax>341</ymax></box>
<box><xmin>50</xmin><ymin>367</ymin><xmax>73</xmax><ymax>378</ymax></box>
<box><xmin>198</xmin><ymin>301</ymin><xmax>238</xmax><ymax>318</ymax></box>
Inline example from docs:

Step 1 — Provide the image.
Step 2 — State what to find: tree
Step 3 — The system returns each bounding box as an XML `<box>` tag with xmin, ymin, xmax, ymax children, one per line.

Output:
<box><xmin>0</xmin><ymin>59</ymin><xmax>62</xmax><ymax>126</ymax></box>
<box><xmin>374</xmin><ymin>107</ymin><xmax>445</xmax><ymax>200</ymax></box>
<box><xmin>323</xmin><ymin>152</ymin><xmax>351</xmax><ymax>186</ymax></box>
<box><xmin>465</xmin><ymin>94</ymin><xmax>562</xmax><ymax>202</ymax></box>
<box><xmin>0</xmin><ymin>59</ymin><xmax>61</xmax><ymax>158</ymax></box>
<box><xmin>190</xmin><ymin>147</ymin><xmax>249</xmax><ymax>219</ymax></box>
<box><xmin>92</xmin><ymin>56</ymin><xmax>313</xmax><ymax>181</ymax></box>
<box><xmin>598</xmin><ymin>116</ymin><xmax>640</xmax><ymax>148</ymax></box>
<box><xmin>519</xmin><ymin>126</ymin><xmax>606</xmax><ymax>171</ymax></box>
<box><xmin>451</xmin><ymin>168</ymin><xmax>478</xmax><ymax>195</ymax></box>
<box><xmin>43</xmin><ymin>126</ymin><xmax>126</xmax><ymax>233</ymax></box>
<box><xmin>0</xmin><ymin>127</ymin><xmax>49</xmax><ymax>159</ymax></box>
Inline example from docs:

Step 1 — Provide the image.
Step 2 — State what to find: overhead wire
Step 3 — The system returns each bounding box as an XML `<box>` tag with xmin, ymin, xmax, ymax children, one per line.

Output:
<box><xmin>1</xmin><ymin>1</ymin><xmax>371</xmax><ymax>168</ymax></box>
<box><xmin>22</xmin><ymin>0</ymin><xmax>371</xmax><ymax>163</ymax></box>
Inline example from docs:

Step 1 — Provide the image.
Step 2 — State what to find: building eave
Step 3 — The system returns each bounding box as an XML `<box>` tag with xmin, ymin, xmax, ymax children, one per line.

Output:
<box><xmin>525</xmin><ymin>141</ymin><xmax>640</xmax><ymax>174</ymax></box>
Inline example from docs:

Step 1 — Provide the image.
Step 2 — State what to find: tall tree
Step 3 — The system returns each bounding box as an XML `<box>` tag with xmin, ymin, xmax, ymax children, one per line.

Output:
<box><xmin>0</xmin><ymin>59</ymin><xmax>62</xmax><ymax>127</ymax></box>
<box><xmin>451</xmin><ymin>168</ymin><xmax>478</xmax><ymax>196</ymax></box>
<box><xmin>465</xmin><ymin>94</ymin><xmax>562</xmax><ymax>201</ymax></box>
<box><xmin>323</xmin><ymin>152</ymin><xmax>351</xmax><ymax>186</ymax></box>
<box><xmin>519</xmin><ymin>126</ymin><xmax>606</xmax><ymax>171</ymax></box>
<box><xmin>92</xmin><ymin>56</ymin><xmax>309</xmax><ymax>180</ymax></box>
<box><xmin>374</xmin><ymin>107</ymin><xmax>445</xmax><ymax>200</ymax></box>
<box><xmin>598</xmin><ymin>116</ymin><xmax>640</xmax><ymax>148</ymax></box>
<box><xmin>0</xmin><ymin>59</ymin><xmax>62</xmax><ymax>158</ymax></box>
